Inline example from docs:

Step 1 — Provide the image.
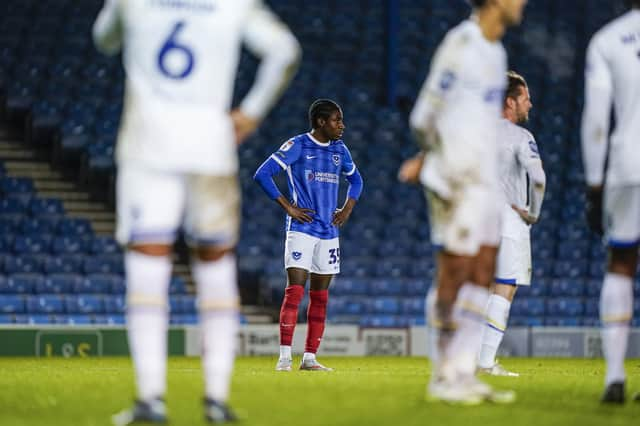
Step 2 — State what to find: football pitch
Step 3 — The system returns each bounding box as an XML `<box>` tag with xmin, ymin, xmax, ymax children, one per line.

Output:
<box><xmin>0</xmin><ymin>357</ymin><xmax>638</xmax><ymax>426</ymax></box>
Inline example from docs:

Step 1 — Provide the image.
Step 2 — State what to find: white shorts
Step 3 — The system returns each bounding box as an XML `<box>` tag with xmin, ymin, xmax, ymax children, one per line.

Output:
<box><xmin>495</xmin><ymin>236</ymin><xmax>531</xmax><ymax>286</ymax></box>
<box><xmin>284</xmin><ymin>231</ymin><xmax>340</xmax><ymax>275</ymax></box>
<box><xmin>426</xmin><ymin>184</ymin><xmax>501</xmax><ymax>256</ymax></box>
<box><xmin>116</xmin><ymin>164</ymin><xmax>240</xmax><ymax>247</ymax></box>
<box><xmin>605</xmin><ymin>185</ymin><xmax>640</xmax><ymax>247</ymax></box>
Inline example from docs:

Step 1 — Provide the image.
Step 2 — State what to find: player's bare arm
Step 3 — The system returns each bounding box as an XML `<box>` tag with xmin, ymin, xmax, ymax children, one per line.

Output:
<box><xmin>332</xmin><ymin>197</ymin><xmax>357</xmax><ymax>226</ymax></box>
<box><xmin>275</xmin><ymin>195</ymin><xmax>314</xmax><ymax>223</ymax></box>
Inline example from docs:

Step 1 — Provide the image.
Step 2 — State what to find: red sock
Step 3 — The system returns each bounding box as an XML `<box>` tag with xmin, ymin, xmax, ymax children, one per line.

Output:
<box><xmin>279</xmin><ymin>285</ymin><xmax>304</xmax><ymax>346</ymax></box>
<box><xmin>305</xmin><ymin>290</ymin><xmax>329</xmax><ymax>354</ymax></box>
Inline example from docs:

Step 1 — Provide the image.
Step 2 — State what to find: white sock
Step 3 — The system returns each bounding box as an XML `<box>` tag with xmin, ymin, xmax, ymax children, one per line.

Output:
<box><xmin>446</xmin><ymin>283</ymin><xmax>490</xmax><ymax>376</ymax></box>
<box><xmin>279</xmin><ymin>345</ymin><xmax>292</xmax><ymax>360</ymax></box>
<box><xmin>194</xmin><ymin>254</ymin><xmax>239</xmax><ymax>403</ymax></box>
<box><xmin>302</xmin><ymin>352</ymin><xmax>316</xmax><ymax>362</ymax></box>
<box><xmin>600</xmin><ymin>273</ymin><xmax>633</xmax><ymax>386</ymax></box>
<box><xmin>478</xmin><ymin>294</ymin><xmax>511</xmax><ymax>369</ymax></box>
<box><xmin>125</xmin><ymin>251</ymin><xmax>172</xmax><ymax>401</ymax></box>
<box><xmin>425</xmin><ymin>285</ymin><xmax>440</xmax><ymax>366</ymax></box>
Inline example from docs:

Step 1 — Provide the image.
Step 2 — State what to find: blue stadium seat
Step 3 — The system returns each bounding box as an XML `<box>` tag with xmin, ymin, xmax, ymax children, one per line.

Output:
<box><xmin>51</xmin><ymin>236</ymin><xmax>89</xmax><ymax>255</ymax></box>
<box><xmin>549</xmin><ymin>279</ymin><xmax>585</xmax><ymax>297</ymax></box>
<box><xmin>27</xmin><ymin>315</ymin><xmax>53</xmax><ymax>324</ymax></box>
<box><xmin>511</xmin><ymin>298</ymin><xmax>545</xmax><ymax>316</ymax></box>
<box><xmin>12</xmin><ymin>235</ymin><xmax>52</xmax><ymax>254</ymax></box>
<box><xmin>547</xmin><ymin>298</ymin><xmax>584</xmax><ymax>317</ymax></box>
<box><xmin>66</xmin><ymin>295</ymin><xmax>104</xmax><ymax>314</ymax></box>
<box><xmin>43</xmin><ymin>254</ymin><xmax>84</xmax><ymax>274</ymax></box>
<box><xmin>545</xmin><ymin>317</ymin><xmax>582</xmax><ymax>326</ymax></box>
<box><xmin>0</xmin><ymin>295</ymin><xmax>25</xmax><ymax>313</ymax></box>
<box><xmin>169</xmin><ymin>276</ymin><xmax>187</xmax><ymax>294</ymax></box>
<box><xmin>21</xmin><ymin>217</ymin><xmax>57</xmax><ymax>235</ymax></box>
<box><xmin>170</xmin><ymin>314</ymin><xmax>198</xmax><ymax>325</ymax></box>
<box><xmin>90</xmin><ymin>236</ymin><xmax>120</xmax><ymax>254</ymax></box>
<box><xmin>93</xmin><ymin>315</ymin><xmax>126</xmax><ymax>326</ymax></box>
<box><xmin>0</xmin><ymin>314</ymin><xmax>14</xmax><ymax>323</ymax></box>
<box><xmin>369</xmin><ymin>297</ymin><xmax>400</xmax><ymax>314</ymax></box>
<box><xmin>27</xmin><ymin>295</ymin><xmax>65</xmax><ymax>313</ymax></box>
<box><xmin>74</xmin><ymin>276</ymin><xmax>108</xmax><ymax>294</ymax></box>
<box><xmin>370</xmin><ymin>278</ymin><xmax>405</xmax><ymax>296</ymax></box>
<box><xmin>83</xmin><ymin>273</ymin><xmax>124</xmax><ymax>294</ymax></box>
<box><xmin>333</xmin><ymin>278</ymin><xmax>367</xmax><ymax>296</ymax></box>
<box><xmin>34</xmin><ymin>274</ymin><xmax>70</xmax><ymax>294</ymax></box>
<box><xmin>584</xmin><ymin>298</ymin><xmax>599</xmax><ymax>317</ymax></box>
<box><xmin>4</xmin><ymin>254</ymin><xmax>43</xmax><ymax>273</ymax></box>
<box><xmin>405</xmin><ymin>279</ymin><xmax>428</xmax><ymax>296</ymax></box>
<box><xmin>29</xmin><ymin>198</ymin><xmax>65</xmax><ymax>216</ymax></box>
<box><xmin>2</xmin><ymin>274</ymin><xmax>34</xmax><ymax>294</ymax></box>
<box><xmin>104</xmin><ymin>295</ymin><xmax>125</xmax><ymax>314</ymax></box>
<box><xmin>401</xmin><ymin>298</ymin><xmax>424</xmax><ymax>315</ymax></box>
<box><xmin>55</xmin><ymin>314</ymin><xmax>93</xmax><ymax>325</ymax></box>
<box><xmin>359</xmin><ymin>315</ymin><xmax>406</xmax><ymax>328</ymax></box>
<box><xmin>56</xmin><ymin>218</ymin><xmax>93</xmax><ymax>236</ymax></box>
<box><xmin>83</xmin><ymin>254</ymin><xmax>124</xmax><ymax>274</ymax></box>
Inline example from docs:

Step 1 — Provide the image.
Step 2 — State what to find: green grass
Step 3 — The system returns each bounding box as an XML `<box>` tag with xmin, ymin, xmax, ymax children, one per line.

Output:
<box><xmin>0</xmin><ymin>357</ymin><xmax>639</xmax><ymax>426</ymax></box>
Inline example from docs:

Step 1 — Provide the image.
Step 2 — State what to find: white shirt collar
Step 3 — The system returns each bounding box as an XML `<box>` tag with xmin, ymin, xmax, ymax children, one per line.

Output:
<box><xmin>307</xmin><ymin>132</ymin><xmax>331</xmax><ymax>147</ymax></box>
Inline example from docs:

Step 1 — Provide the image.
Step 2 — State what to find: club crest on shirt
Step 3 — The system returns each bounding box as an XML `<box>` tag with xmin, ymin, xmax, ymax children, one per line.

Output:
<box><xmin>332</xmin><ymin>154</ymin><xmax>340</xmax><ymax>166</ymax></box>
<box><xmin>279</xmin><ymin>140</ymin><xmax>294</xmax><ymax>152</ymax></box>
<box><xmin>306</xmin><ymin>170</ymin><xmax>315</xmax><ymax>181</ymax></box>
<box><xmin>292</xmin><ymin>252</ymin><xmax>302</xmax><ymax>260</ymax></box>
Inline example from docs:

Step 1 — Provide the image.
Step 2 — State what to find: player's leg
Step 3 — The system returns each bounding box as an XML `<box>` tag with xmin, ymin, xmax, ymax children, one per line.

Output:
<box><xmin>112</xmin><ymin>166</ymin><xmax>184</xmax><ymax>425</ymax></box>
<box><xmin>477</xmin><ymin>283</ymin><xmax>518</xmax><ymax>375</ymax></box>
<box><xmin>278</xmin><ymin>231</ymin><xmax>315</xmax><ymax>369</ymax></box>
<box><xmin>277</xmin><ymin>266</ymin><xmax>308</xmax><ymax>370</ymax></box>
<box><xmin>299</xmin><ymin>272</ymin><xmax>333</xmax><ymax>371</ymax></box>
<box><xmin>185</xmin><ymin>174</ymin><xmax>241</xmax><ymax>422</ymax></box>
<box><xmin>478</xmin><ymin>236</ymin><xmax>527</xmax><ymax>375</ymax></box>
<box><xmin>599</xmin><ymin>185</ymin><xmax>638</xmax><ymax>404</ymax></box>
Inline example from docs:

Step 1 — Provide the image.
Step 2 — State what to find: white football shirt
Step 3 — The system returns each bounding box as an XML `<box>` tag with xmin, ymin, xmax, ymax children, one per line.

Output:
<box><xmin>410</xmin><ymin>18</ymin><xmax>507</xmax><ymax>196</ymax></box>
<box><xmin>497</xmin><ymin>118</ymin><xmax>546</xmax><ymax>239</ymax></box>
<box><xmin>93</xmin><ymin>0</ymin><xmax>300</xmax><ymax>174</ymax></box>
<box><xmin>582</xmin><ymin>9</ymin><xmax>640</xmax><ymax>187</ymax></box>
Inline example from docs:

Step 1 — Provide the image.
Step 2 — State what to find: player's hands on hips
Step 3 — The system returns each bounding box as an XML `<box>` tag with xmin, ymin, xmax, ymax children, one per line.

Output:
<box><xmin>511</xmin><ymin>204</ymin><xmax>538</xmax><ymax>225</ymax></box>
<box><xmin>286</xmin><ymin>204</ymin><xmax>315</xmax><ymax>224</ymax></box>
<box><xmin>586</xmin><ymin>185</ymin><xmax>603</xmax><ymax>235</ymax></box>
<box><xmin>398</xmin><ymin>152</ymin><xmax>425</xmax><ymax>184</ymax></box>
<box><xmin>230</xmin><ymin>109</ymin><xmax>259</xmax><ymax>145</ymax></box>
<box><xmin>332</xmin><ymin>206</ymin><xmax>353</xmax><ymax>227</ymax></box>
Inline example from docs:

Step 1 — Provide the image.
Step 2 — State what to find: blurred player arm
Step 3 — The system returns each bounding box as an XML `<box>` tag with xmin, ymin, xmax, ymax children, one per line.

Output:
<box><xmin>581</xmin><ymin>37</ymin><xmax>613</xmax><ymax>191</ymax></box>
<box><xmin>238</xmin><ymin>1</ymin><xmax>302</xmax><ymax>125</ymax></box>
<box><xmin>514</xmin><ymin>138</ymin><xmax>546</xmax><ymax>224</ymax></box>
<box><xmin>92</xmin><ymin>0</ymin><xmax>123</xmax><ymax>55</ymax></box>
<box><xmin>409</xmin><ymin>35</ymin><xmax>461</xmax><ymax>151</ymax></box>
<box><xmin>253</xmin><ymin>143</ymin><xmax>314</xmax><ymax>223</ymax></box>
<box><xmin>580</xmin><ymin>37</ymin><xmax>612</xmax><ymax>234</ymax></box>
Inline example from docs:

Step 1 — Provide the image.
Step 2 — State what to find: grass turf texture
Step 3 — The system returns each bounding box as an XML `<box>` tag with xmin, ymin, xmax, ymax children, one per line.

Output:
<box><xmin>0</xmin><ymin>357</ymin><xmax>639</xmax><ymax>426</ymax></box>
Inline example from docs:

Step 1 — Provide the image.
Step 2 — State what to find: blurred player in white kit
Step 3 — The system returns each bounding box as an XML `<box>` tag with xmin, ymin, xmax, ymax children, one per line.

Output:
<box><xmin>581</xmin><ymin>0</ymin><xmax>640</xmax><ymax>405</ymax></box>
<box><xmin>477</xmin><ymin>71</ymin><xmax>546</xmax><ymax>377</ymax></box>
<box><xmin>92</xmin><ymin>0</ymin><xmax>300</xmax><ymax>423</ymax></box>
<box><xmin>399</xmin><ymin>0</ymin><xmax>527</xmax><ymax>404</ymax></box>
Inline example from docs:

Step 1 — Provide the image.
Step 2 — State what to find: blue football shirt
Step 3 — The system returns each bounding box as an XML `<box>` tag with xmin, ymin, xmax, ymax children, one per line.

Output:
<box><xmin>269</xmin><ymin>132</ymin><xmax>357</xmax><ymax>239</ymax></box>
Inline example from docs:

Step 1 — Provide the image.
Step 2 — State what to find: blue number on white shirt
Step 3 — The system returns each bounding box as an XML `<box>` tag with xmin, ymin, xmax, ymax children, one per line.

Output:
<box><xmin>157</xmin><ymin>21</ymin><xmax>195</xmax><ymax>80</ymax></box>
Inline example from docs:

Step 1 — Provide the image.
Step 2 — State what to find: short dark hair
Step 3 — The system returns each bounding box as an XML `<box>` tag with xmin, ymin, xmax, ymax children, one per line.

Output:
<box><xmin>308</xmin><ymin>99</ymin><xmax>341</xmax><ymax>129</ymax></box>
<box><xmin>504</xmin><ymin>70</ymin><xmax>528</xmax><ymax>106</ymax></box>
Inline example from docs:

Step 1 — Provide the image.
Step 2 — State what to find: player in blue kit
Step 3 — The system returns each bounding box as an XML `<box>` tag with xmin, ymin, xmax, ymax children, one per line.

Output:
<box><xmin>254</xmin><ymin>99</ymin><xmax>363</xmax><ymax>371</ymax></box>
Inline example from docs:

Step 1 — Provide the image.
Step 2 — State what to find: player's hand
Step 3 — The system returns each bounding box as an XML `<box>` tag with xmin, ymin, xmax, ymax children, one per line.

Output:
<box><xmin>586</xmin><ymin>185</ymin><xmax>603</xmax><ymax>235</ymax></box>
<box><xmin>398</xmin><ymin>153</ymin><xmax>425</xmax><ymax>184</ymax></box>
<box><xmin>286</xmin><ymin>204</ymin><xmax>315</xmax><ymax>224</ymax></box>
<box><xmin>230</xmin><ymin>109</ymin><xmax>259</xmax><ymax>145</ymax></box>
<box><xmin>511</xmin><ymin>204</ymin><xmax>538</xmax><ymax>225</ymax></box>
<box><xmin>332</xmin><ymin>206</ymin><xmax>353</xmax><ymax>227</ymax></box>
